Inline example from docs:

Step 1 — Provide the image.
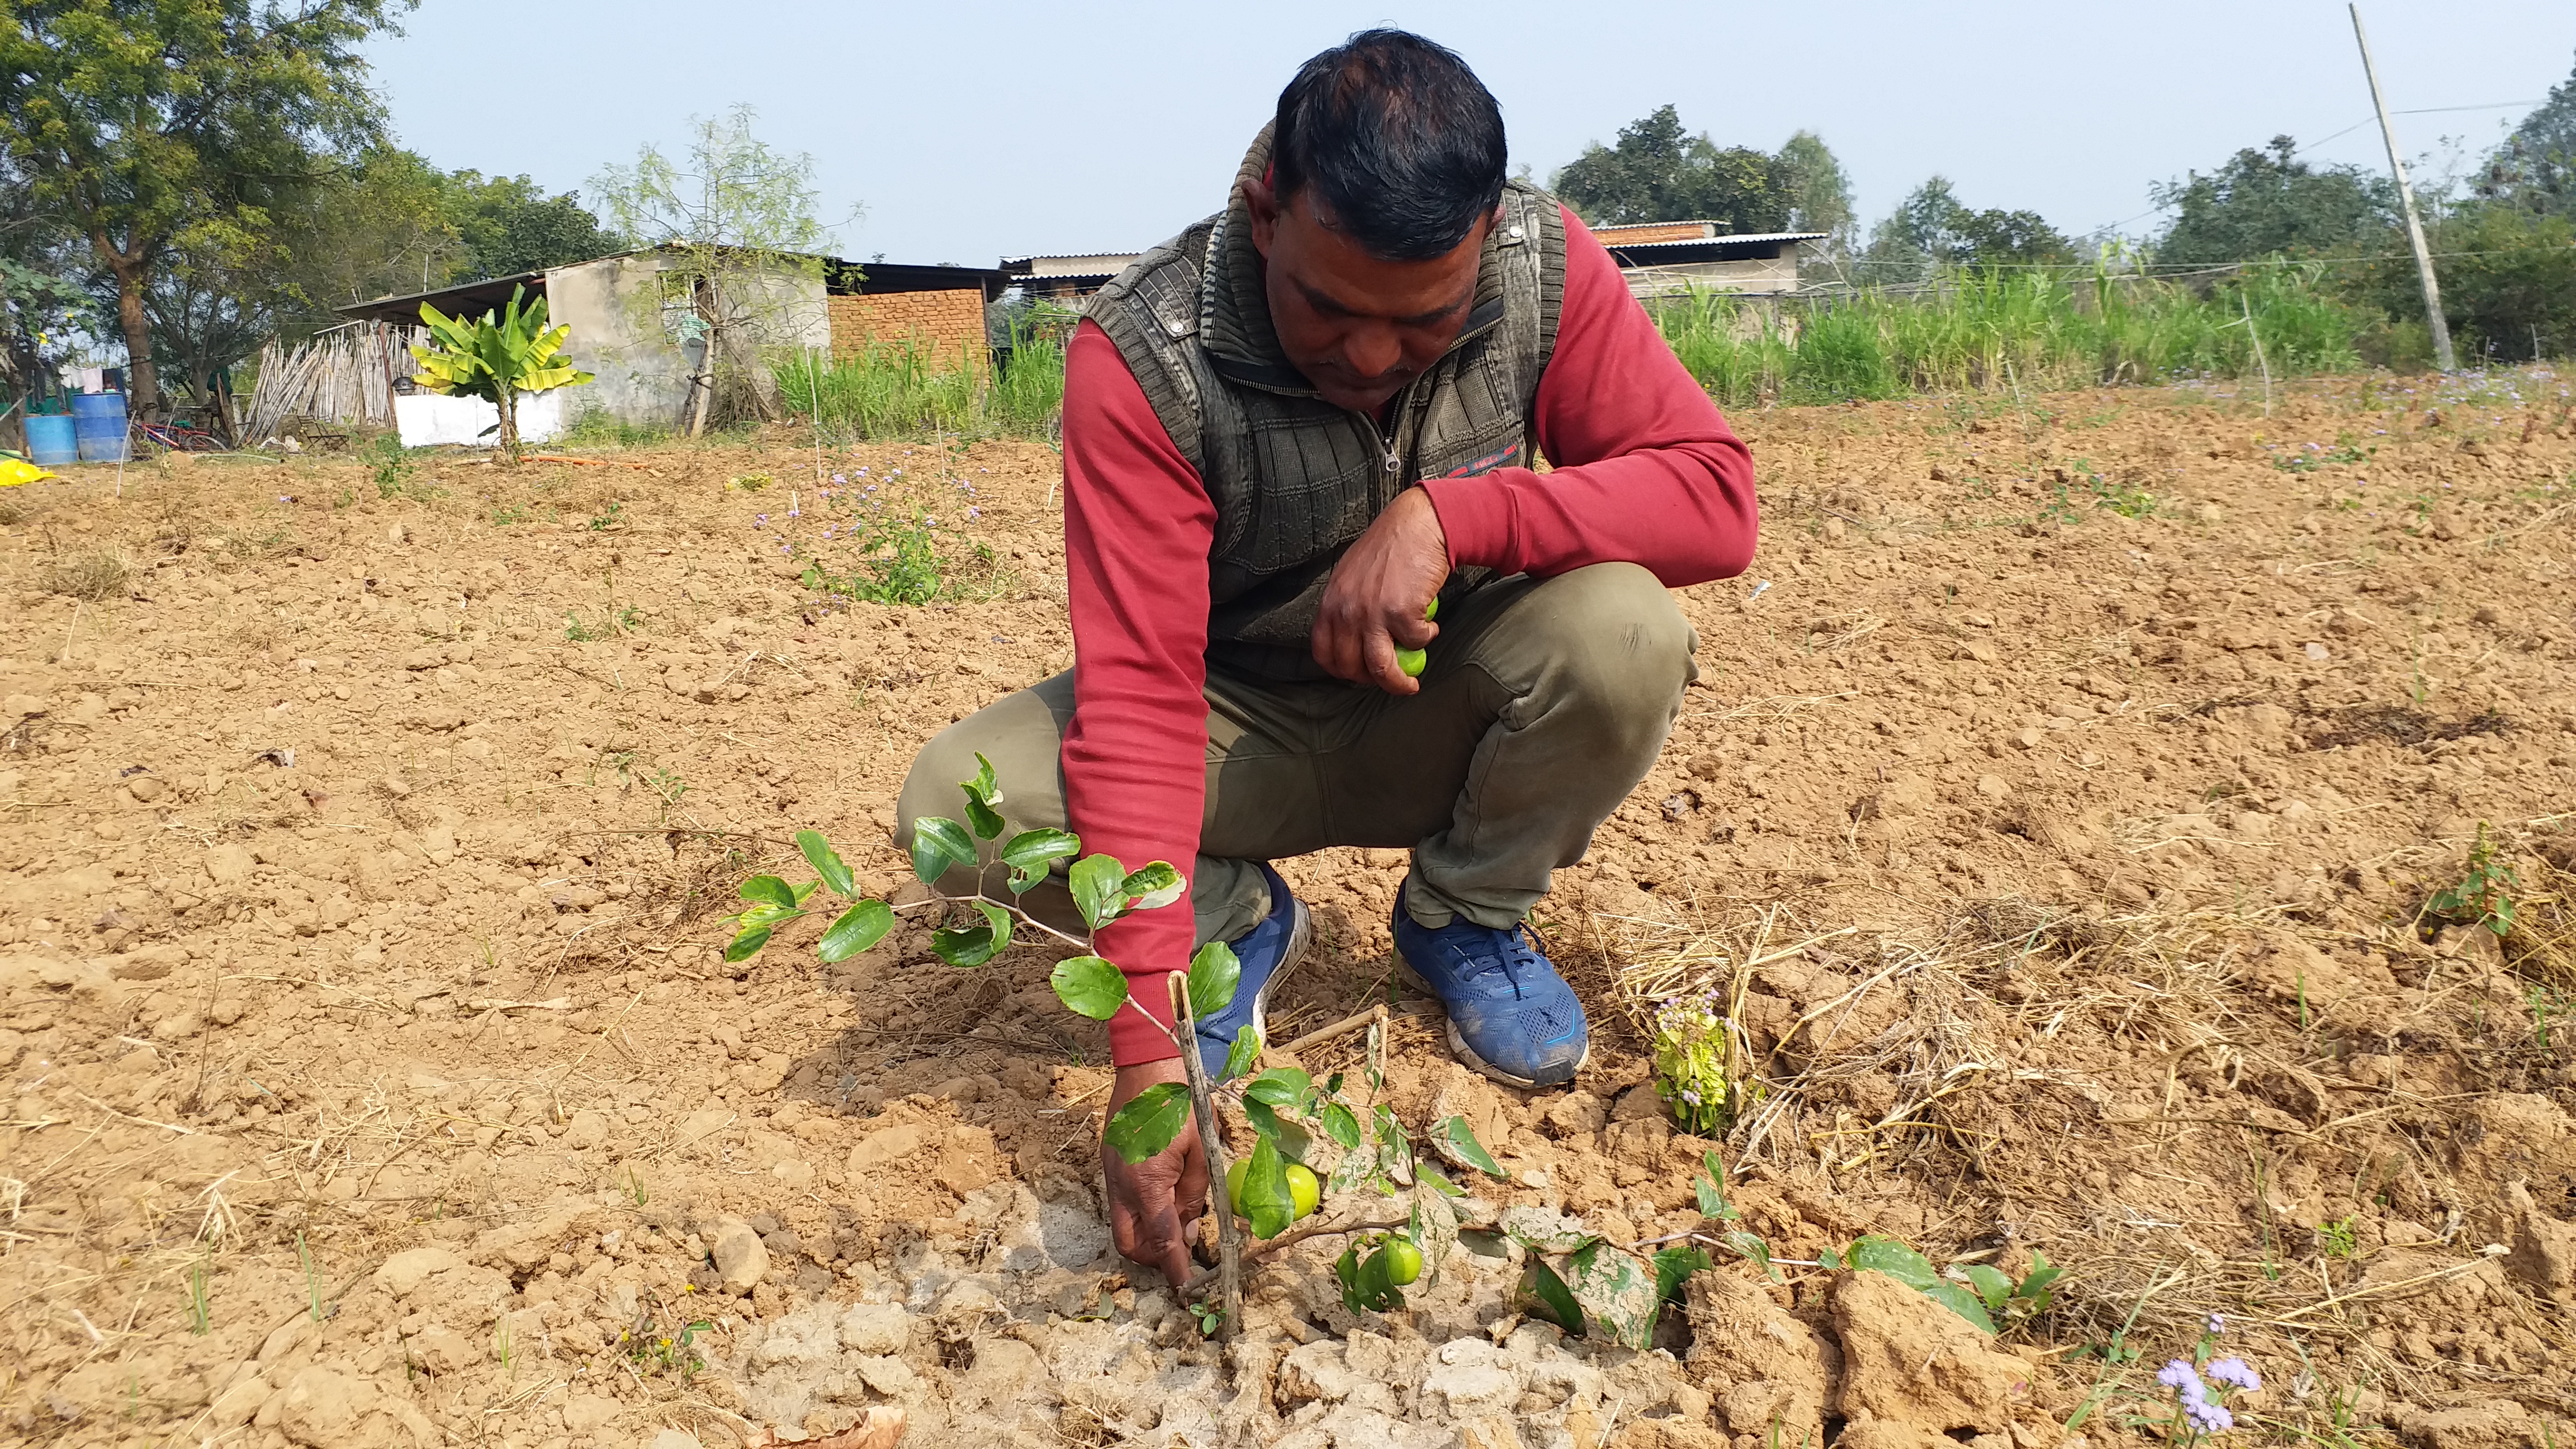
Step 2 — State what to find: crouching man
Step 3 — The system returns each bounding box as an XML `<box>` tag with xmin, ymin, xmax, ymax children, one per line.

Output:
<box><xmin>898</xmin><ymin>29</ymin><xmax>1757</xmax><ymax>1285</ymax></box>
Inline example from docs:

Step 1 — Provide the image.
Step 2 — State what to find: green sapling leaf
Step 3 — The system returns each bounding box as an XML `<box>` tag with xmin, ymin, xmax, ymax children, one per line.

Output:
<box><xmin>1242</xmin><ymin>1067</ymin><xmax>1310</xmax><ymax>1108</ymax></box>
<box><xmin>1239</xmin><ymin>1133</ymin><xmax>1296</xmax><ymax>1240</ymax></box>
<box><xmin>795</xmin><ymin>831</ymin><xmax>857</xmax><ymax>898</ymax></box>
<box><xmin>930</xmin><ymin>901</ymin><xmax>1011</xmax><ymax>968</ymax></box>
<box><xmin>738</xmin><ymin>875</ymin><xmax>797</xmax><ymax>910</ymax></box>
<box><xmin>1118</xmin><ymin>861</ymin><xmax>1185</xmax><ymax>914</ymax></box>
<box><xmin>1187</xmin><ymin>939</ymin><xmax>1240</xmax><ymax>1020</ymax></box>
<box><xmin>1049</xmin><ymin>955</ymin><xmax>1129</xmax><ymax>1019</ymax></box>
<box><xmin>1722</xmin><ymin>1230</ymin><xmax>1782</xmax><ymax>1282</ymax></box>
<box><xmin>1924</xmin><ymin>1280</ymin><xmax>1999</xmax><ymax>1334</ymax></box>
<box><xmin>962</xmin><ymin>792</ymin><xmax>1006</xmax><ymax>842</ymax></box>
<box><xmin>910</xmin><ymin>817</ymin><xmax>976</xmax><ymax>884</ymax></box>
<box><xmin>999</xmin><ymin>828</ymin><xmax>1081</xmax><ymax>894</ymax></box>
<box><xmin>816</xmin><ymin>900</ymin><xmax>894</xmax><ymax>963</ymax></box>
<box><xmin>1436</xmin><ymin>1115</ymin><xmax>1508</xmax><ymax>1178</ymax></box>
<box><xmin>963</xmin><ymin>752</ymin><xmax>1003</xmax><ymax>809</ymax></box>
<box><xmin>1846</xmin><ymin>1235</ymin><xmax>1940</xmax><ymax>1291</ymax></box>
<box><xmin>1519</xmin><ymin>1257</ymin><xmax>1587</xmax><ymax>1338</ymax></box>
<box><xmin>1220</xmin><ymin>1025</ymin><xmax>1260</xmax><ymax>1082</ymax></box>
<box><xmin>1697</xmin><ymin>1151</ymin><xmax>1740</xmax><ymax>1220</ymax></box>
<box><xmin>1068</xmin><ymin>854</ymin><xmax>1128</xmax><ymax>930</ymax></box>
<box><xmin>1320</xmin><ymin>1100</ymin><xmax>1362</xmax><ymax>1150</ymax></box>
<box><xmin>1103</xmin><ymin>1082</ymin><xmax>1190</xmax><ymax>1164</ymax></box>
<box><xmin>1653</xmin><ymin>1245</ymin><xmax>1713</xmax><ymax>1304</ymax></box>
<box><xmin>723</xmin><ymin>925</ymin><xmax>772</xmax><ymax>961</ymax></box>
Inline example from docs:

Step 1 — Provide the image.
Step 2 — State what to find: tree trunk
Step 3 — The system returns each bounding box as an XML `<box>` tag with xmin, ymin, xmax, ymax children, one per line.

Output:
<box><xmin>107</xmin><ymin>257</ymin><xmax>160</xmax><ymax>425</ymax></box>
<box><xmin>495</xmin><ymin>389</ymin><xmax>520</xmax><ymax>462</ymax></box>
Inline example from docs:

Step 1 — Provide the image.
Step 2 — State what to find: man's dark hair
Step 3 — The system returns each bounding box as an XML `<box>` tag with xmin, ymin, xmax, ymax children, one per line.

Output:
<box><xmin>1271</xmin><ymin>29</ymin><xmax>1508</xmax><ymax>261</ymax></box>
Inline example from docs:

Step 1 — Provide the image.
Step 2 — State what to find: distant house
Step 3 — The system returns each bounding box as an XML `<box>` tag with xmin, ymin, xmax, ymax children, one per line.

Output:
<box><xmin>1002</xmin><ymin>253</ymin><xmax>1142</xmax><ymax>305</ymax></box>
<box><xmin>999</xmin><ymin>225</ymin><xmax>1822</xmax><ymax>312</ymax></box>
<box><xmin>1590</xmin><ymin>223</ymin><xmax>1825</xmax><ymax>300</ymax></box>
<box><xmin>337</xmin><ymin>247</ymin><xmax>1010</xmax><ymax>435</ymax></box>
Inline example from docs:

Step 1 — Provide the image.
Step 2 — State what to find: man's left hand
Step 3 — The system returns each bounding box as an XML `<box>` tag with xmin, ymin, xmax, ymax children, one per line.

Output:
<box><xmin>1313</xmin><ymin>487</ymin><xmax>1448</xmax><ymax>693</ymax></box>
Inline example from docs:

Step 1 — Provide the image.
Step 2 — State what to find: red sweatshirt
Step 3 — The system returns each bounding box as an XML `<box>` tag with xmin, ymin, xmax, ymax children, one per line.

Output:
<box><xmin>1062</xmin><ymin>207</ymin><xmax>1758</xmax><ymax>1066</ymax></box>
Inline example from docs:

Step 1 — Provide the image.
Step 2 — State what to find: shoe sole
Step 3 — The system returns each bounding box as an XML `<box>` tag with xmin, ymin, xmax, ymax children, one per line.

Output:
<box><xmin>1248</xmin><ymin>897</ymin><xmax>1311</xmax><ymax>1049</ymax></box>
<box><xmin>1392</xmin><ymin>956</ymin><xmax>1590</xmax><ymax>1091</ymax></box>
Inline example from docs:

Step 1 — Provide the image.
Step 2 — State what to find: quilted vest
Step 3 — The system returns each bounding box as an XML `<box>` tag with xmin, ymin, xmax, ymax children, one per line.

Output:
<box><xmin>1085</xmin><ymin>126</ymin><xmax>1568</xmax><ymax>680</ymax></box>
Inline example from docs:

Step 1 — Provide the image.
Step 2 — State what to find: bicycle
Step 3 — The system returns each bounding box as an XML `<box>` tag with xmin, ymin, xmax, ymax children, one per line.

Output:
<box><xmin>131</xmin><ymin>418</ymin><xmax>226</xmax><ymax>453</ymax></box>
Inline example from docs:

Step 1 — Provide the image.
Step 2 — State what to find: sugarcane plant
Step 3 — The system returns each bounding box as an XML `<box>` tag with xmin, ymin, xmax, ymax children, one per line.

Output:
<box><xmin>723</xmin><ymin>754</ymin><xmax>1508</xmax><ymax>1334</ymax></box>
<box><xmin>410</xmin><ymin>285</ymin><xmax>595</xmax><ymax>462</ymax></box>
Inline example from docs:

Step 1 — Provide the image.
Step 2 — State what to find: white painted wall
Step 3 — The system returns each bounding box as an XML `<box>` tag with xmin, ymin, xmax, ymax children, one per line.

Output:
<box><xmin>395</xmin><ymin>390</ymin><xmax>569</xmax><ymax>448</ymax></box>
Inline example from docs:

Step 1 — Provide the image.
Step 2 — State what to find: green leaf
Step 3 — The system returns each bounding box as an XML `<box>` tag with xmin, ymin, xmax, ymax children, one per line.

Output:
<box><xmin>930</xmin><ymin>901</ymin><xmax>1011</xmax><ymax>968</ymax></box>
<box><xmin>999</xmin><ymin>828</ymin><xmax>1081</xmax><ymax>893</ymax></box>
<box><xmin>910</xmin><ymin>816</ymin><xmax>976</xmax><ymax>884</ymax></box>
<box><xmin>795</xmin><ymin>831</ymin><xmax>857</xmax><ymax>898</ymax></box>
<box><xmin>723</xmin><ymin>925</ymin><xmax>772</xmax><ymax>962</ymax></box>
<box><xmin>1697</xmin><ymin>1151</ymin><xmax>1741</xmax><ymax>1220</ymax></box>
<box><xmin>1320</xmin><ymin>1101</ymin><xmax>1362</xmax><ymax>1151</ymax></box>
<box><xmin>1068</xmin><ymin>853</ymin><xmax>1128</xmax><ymax>930</ymax></box>
<box><xmin>1924</xmin><ymin>1280</ymin><xmax>1999</xmax><ymax>1334</ymax></box>
<box><xmin>1565</xmin><ymin>1241</ymin><xmax>1664</xmax><ymax>1349</ymax></box>
<box><xmin>1419</xmin><ymin>1161</ymin><xmax>1466</xmax><ymax>1198</ymax></box>
<box><xmin>963</xmin><ymin>752</ymin><xmax>1002</xmax><ymax>809</ymax></box>
<box><xmin>1119</xmin><ymin>861</ymin><xmax>1186</xmax><ymax>913</ymax></box>
<box><xmin>1239</xmin><ymin>1133</ymin><xmax>1296</xmax><ymax>1239</ymax></box>
<box><xmin>816</xmin><ymin>900</ymin><xmax>894</xmax><ymax>963</ymax></box>
<box><xmin>1722</xmin><ymin>1230</ymin><xmax>1782</xmax><ymax>1282</ymax></box>
<box><xmin>738</xmin><ymin>875</ymin><xmax>795</xmax><ymax>910</ymax></box>
<box><xmin>1436</xmin><ymin>1115</ymin><xmax>1508</xmax><ymax>1178</ymax></box>
<box><xmin>1186</xmin><ymin>939</ymin><xmax>1241</xmax><ymax>1020</ymax></box>
<box><xmin>1050</xmin><ymin>955</ymin><xmax>1128</xmax><ymax>1020</ymax></box>
<box><xmin>1220</xmin><ymin>1025</ymin><xmax>1261</xmax><ymax>1083</ymax></box>
<box><xmin>790</xmin><ymin>880</ymin><xmax>822</xmax><ymax>905</ymax></box>
<box><xmin>1963</xmin><ymin>1262</ymin><xmax>2016</xmax><ymax>1312</ymax></box>
<box><xmin>962</xmin><ymin>792</ymin><xmax>1006</xmax><ymax>841</ymax></box>
<box><xmin>1103</xmin><ymin>1082</ymin><xmax>1191</xmax><ymax>1164</ymax></box>
<box><xmin>1243</xmin><ymin>1067</ymin><xmax>1312</xmax><ymax>1109</ymax></box>
<box><xmin>2014</xmin><ymin>1257</ymin><xmax>2063</xmax><ymax>1310</ymax></box>
<box><xmin>737</xmin><ymin>901</ymin><xmax>796</xmax><ymax>930</ymax></box>
<box><xmin>1520</xmin><ymin>1257</ymin><xmax>1587</xmax><ymax>1338</ymax></box>
<box><xmin>1819</xmin><ymin>1246</ymin><xmax>1845</xmax><ymax>1272</ymax></box>
<box><xmin>1654</xmin><ymin>1245</ymin><xmax>1713</xmax><ymax>1304</ymax></box>
<box><xmin>1846</xmin><ymin>1235</ymin><xmax>1941</xmax><ymax>1291</ymax></box>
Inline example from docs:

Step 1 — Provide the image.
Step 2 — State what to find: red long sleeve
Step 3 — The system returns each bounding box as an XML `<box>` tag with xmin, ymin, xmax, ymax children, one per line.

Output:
<box><xmin>1420</xmin><ymin>207</ymin><xmax>1757</xmax><ymax>583</ymax></box>
<box><xmin>1061</xmin><ymin>319</ymin><xmax>1213</xmax><ymax>1065</ymax></box>
<box><xmin>1059</xmin><ymin>207</ymin><xmax>1758</xmax><ymax>1067</ymax></box>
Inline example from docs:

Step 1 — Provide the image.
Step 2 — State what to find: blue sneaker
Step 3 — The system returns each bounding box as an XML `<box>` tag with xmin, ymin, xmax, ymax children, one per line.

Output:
<box><xmin>1193</xmin><ymin>863</ymin><xmax>1310</xmax><ymax>1078</ymax></box>
<box><xmin>1391</xmin><ymin>891</ymin><xmax>1589</xmax><ymax>1088</ymax></box>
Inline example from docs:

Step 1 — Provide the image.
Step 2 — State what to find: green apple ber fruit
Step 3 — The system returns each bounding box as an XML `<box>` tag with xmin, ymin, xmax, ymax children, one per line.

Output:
<box><xmin>1394</xmin><ymin>596</ymin><xmax>1439</xmax><ymax>678</ymax></box>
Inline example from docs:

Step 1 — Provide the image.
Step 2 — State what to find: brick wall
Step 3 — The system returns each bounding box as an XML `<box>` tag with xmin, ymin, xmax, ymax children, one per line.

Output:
<box><xmin>828</xmin><ymin>290</ymin><xmax>988</xmax><ymax>373</ymax></box>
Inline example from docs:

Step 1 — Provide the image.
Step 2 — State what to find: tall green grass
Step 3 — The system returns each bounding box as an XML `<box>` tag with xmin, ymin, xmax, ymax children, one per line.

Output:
<box><xmin>1656</xmin><ymin>264</ymin><xmax>2367</xmax><ymax>408</ymax></box>
<box><xmin>775</xmin><ymin>326</ymin><xmax>1066</xmax><ymax>443</ymax></box>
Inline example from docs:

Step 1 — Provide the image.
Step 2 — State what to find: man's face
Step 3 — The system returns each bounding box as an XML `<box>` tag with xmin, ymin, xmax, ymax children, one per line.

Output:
<box><xmin>1245</xmin><ymin>177</ymin><xmax>1493</xmax><ymax>415</ymax></box>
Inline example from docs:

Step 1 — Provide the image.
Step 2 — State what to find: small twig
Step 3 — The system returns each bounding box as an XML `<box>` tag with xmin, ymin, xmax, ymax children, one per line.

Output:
<box><xmin>1180</xmin><ymin>1215</ymin><xmax>1413</xmax><ymax>1300</ymax></box>
<box><xmin>464</xmin><ymin>997</ymin><xmax>572</xmax><ymax>1012</ymax></box>
<box><xmin>524</xmin><ymin>453</ymin><xmax>652</xmax><ymax>470</ymax></box>
<box><xmin>1170</xmin><ymin>976</ymin><xmax>1243</xmax><ymax>1336</ymax></box>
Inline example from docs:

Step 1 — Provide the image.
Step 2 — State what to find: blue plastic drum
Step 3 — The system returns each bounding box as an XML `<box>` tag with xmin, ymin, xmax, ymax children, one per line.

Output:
<box><xmin>25</xmin><ymin>414</ymin><xmax>78</xmax><ymax>466</ymax></box>
<box><xmin>72</xmin><ymin>391</ymin><xmax>130</xmax><ymax>462</ymax></box>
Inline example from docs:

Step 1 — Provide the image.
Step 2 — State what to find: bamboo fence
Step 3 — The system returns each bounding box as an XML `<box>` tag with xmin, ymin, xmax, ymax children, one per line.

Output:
<box><xmin>242</xmin><ymin>321</ymin><xmax>423</xmax><ymax>441</ymax></box>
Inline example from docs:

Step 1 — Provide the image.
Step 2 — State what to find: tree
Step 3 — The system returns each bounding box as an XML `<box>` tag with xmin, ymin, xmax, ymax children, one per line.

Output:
<box><xmin>445</xmin><ymin>171</ymin><xmax>625</xmax><ymax>280</ymax></box>
<box><xmin>1862</xmin><ymin>178</ymin><xmax>2074</xmax><ymax>278</ymax></box>
<box><xmin>0</xmin><ymin>0</ymin><xmax>404</xmax><ymax>421</ymax></box>
<box><xmin>1551</xmin><ymin>105</ymin><xmax>1795</xmax><ymax>232</ymax></box>
<box><xmin>2480</xmin><ymin>53</ymin><xmax>2576</xmax><ymax>217</ymax></box>
<box><xmin>0</xmin><ymin>155</ymin><xmax>90</xmax><ymax>442</ymax></box>
<box><xmin>409</xmin><ymin>284</ymin><xmax>594</xmax><ymax>461</ymax></box>
<box><xmin>591</xmin><ymin>106</ymin><xmax>846</xmax><ymax>430</ymax></box>
<box><xmin>2152</xmin><ymin>136</ymin><xmax>2397</xmax><ymax>266</ymax></box>
<box><xmin>1776</xmin><ymin>130</ymin><xmax>1856</xmax><ymax>256</ymax></box>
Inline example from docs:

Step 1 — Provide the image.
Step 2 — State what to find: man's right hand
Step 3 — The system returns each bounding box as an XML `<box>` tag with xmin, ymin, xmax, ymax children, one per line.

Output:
<box><xmin>1102</xmin><ymin>1058</ymin><xmax>1206</xmax><ymax>1287</ymax></box>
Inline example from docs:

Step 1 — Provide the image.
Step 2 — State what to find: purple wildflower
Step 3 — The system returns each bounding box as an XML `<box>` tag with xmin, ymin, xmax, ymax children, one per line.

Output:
<box><xmin>2204</xmin><ymin>1358</ymin><xmax>2259</xmax><ymax>1392</ymax></box>
<box><xmin>2158</xmin><ymin>1361</ymin><xmax>2205</xmax><ymax>1396</ymax></box>
<box><xmin>2183</xmin><ymin>1399</ymin><xmax>2235</xmax><ymax>1434</ymax></box>
<box><xmin>967</xmin><ymin>506</ymin><xmax>981</xmax><ymax>520</ymax></box>
<box><xmin>2206</xmin><ymin>1313</ymin><xmax>2227</xmax><ymax>1334</ymax></box>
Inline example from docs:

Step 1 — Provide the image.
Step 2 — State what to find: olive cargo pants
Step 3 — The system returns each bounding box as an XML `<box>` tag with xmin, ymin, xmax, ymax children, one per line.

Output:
<box><xmin>897</xmin><ymin>562</ymin><xmax>1698</xmax><ymax>948</ymax></box>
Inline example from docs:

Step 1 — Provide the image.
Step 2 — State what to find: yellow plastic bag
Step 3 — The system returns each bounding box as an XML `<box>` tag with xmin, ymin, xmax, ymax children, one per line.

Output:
<box><xmin>0</xmin><ymin>458</ymin><xmax>56</xmax><ymax>487</ymax></box>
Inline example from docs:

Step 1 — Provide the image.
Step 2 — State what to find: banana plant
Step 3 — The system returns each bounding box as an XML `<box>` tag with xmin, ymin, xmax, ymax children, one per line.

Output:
<box><xmin>410</xmin><ymin>285</ymin><xmax>594</xmax><ymax>461</ymax></box>
<box><xmin>726</xmin><ymin>755</ymin><xmax>1506</xmax><ymax>1336</ymax></box>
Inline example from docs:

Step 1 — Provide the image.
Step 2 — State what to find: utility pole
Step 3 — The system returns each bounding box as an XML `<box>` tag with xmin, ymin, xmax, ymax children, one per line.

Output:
<box><xmin>2350</xmin><ymin>4</ymin><xmax>2455</xmax><ymax>372</ymax></box>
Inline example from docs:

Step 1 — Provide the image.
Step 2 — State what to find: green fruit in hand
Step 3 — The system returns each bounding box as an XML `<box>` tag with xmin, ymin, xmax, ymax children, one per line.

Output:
<box><xmin>1394</xmin><ymin>598</ymin><xmax>1440</xmax><ymax>678</ymax></box>
<box><xmin>1381</xmin><ymin>1237</ymin><xmax>1424</xmax><ymax>1285</ymax></box>
<box><xmin>1286</xmin><ymin>1163</ymin><xmax>1320</xmax><ymax>1220</ymax></box>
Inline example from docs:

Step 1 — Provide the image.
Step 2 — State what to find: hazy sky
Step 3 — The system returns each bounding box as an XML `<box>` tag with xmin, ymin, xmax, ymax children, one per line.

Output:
<box><xmin>366</xmin><ymin>1</ymin><xmax>2575</xmax><ymax>267</ymax></box>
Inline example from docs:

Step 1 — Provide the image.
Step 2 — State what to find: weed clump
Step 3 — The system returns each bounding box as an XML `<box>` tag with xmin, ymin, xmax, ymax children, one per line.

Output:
<box><xmin>41</xmin><ymin>549</ymin><xmax>129</xmax><ymax>600</ymax></box>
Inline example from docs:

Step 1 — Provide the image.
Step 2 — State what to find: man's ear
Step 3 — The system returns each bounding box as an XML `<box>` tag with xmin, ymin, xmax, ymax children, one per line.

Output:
<box><xmin>1244</xmin><ymin>176</ymin><xmax>1280</xmax><ymax>258</ymax></box>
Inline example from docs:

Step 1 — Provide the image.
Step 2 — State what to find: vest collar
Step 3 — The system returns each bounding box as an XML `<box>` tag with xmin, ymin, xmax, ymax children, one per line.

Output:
<box><xmin>1199</xmin><ymin>125</ymin><xmax>1516</xmax><ymax>399</ymax></box>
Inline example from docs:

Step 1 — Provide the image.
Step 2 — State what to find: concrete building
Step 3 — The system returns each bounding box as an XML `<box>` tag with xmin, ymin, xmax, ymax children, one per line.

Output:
<box><xmin>339</xmin><ymin>247</ymin><xmax>1009</xmax><ymax>433</ymax></box>
<box><xmin>1590</xmin><ymin>224</ymin><xmax>1826</xmax><ymax>300</ymax></box>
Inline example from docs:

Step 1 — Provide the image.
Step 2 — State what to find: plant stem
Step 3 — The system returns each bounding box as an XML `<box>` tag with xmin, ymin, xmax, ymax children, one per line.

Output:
<box><xmin>1178</xmin><ymin>1215</ymin><xmax>1413</xmax><ymax>1300</ymax></box>
<box><xmin>1168</xmin><ymin>975</ymin><xmax>1242</xmax><ymax>1337</ymax></box>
